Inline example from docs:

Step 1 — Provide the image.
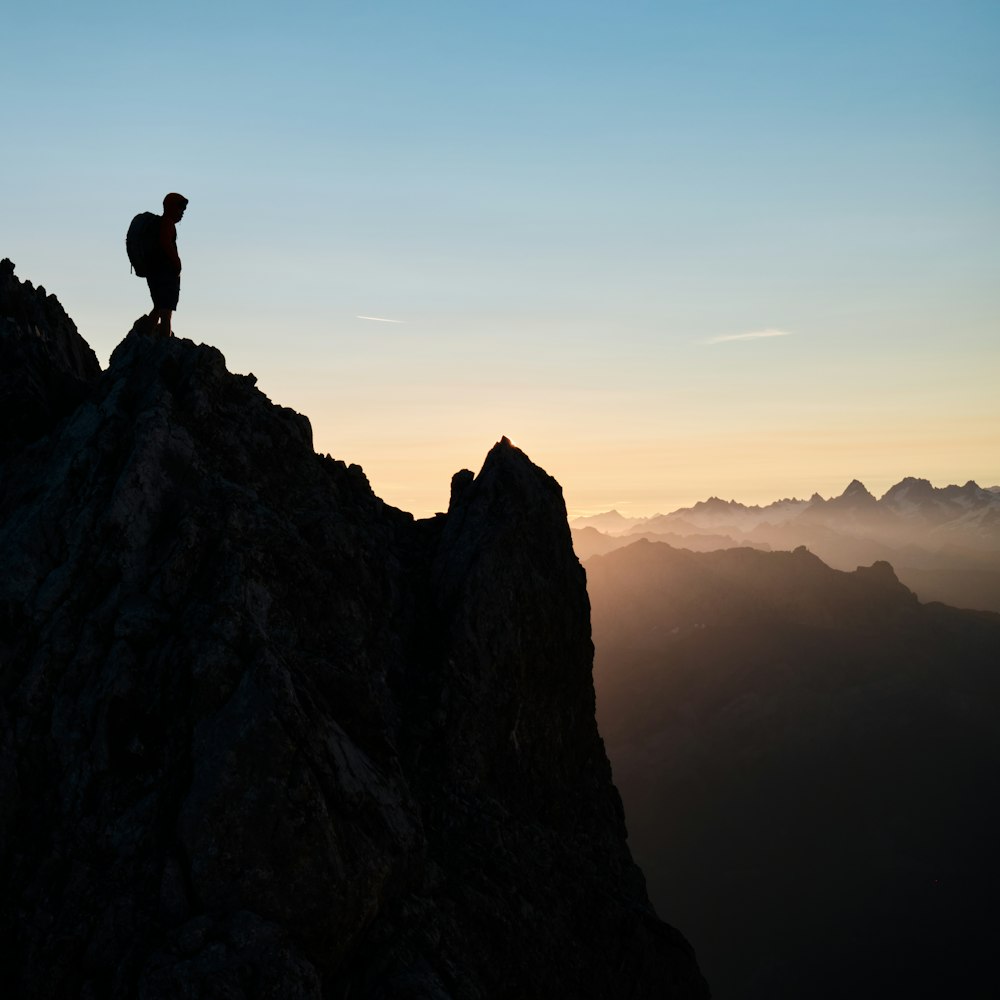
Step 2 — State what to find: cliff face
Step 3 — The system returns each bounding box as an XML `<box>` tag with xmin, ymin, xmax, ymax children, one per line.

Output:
<box><xmin>0</xmin><ymin>262</ymin><xmax>707</xmax><ymax>999</ymax></box>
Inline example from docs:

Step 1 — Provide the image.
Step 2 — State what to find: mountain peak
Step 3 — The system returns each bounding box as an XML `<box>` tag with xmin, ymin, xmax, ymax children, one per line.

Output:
<box><xmin>882</xmin><ymin>476</ymin><xmax>932</xmax><ymax>497</ymax></box>
<box><xmin>569</xmin><ymin>508</ymin><xmax>636</xmax><ymax>534</ymax></box>
<box><xmin>841</xmin><ymin>479</ymin><xmax>875</xmax><ymax>500</ymax></box>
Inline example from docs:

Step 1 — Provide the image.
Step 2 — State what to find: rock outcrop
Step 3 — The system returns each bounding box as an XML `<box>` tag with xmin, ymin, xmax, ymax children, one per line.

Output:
<box><xmin>0</xmin><ymin>258</ymin><xmax>100</xmax><ymax>457</ymax></box>
<box><xmin>0</xmin><ymin>262</ymin><xmax>708</xmax><ymax>999</ymax></box>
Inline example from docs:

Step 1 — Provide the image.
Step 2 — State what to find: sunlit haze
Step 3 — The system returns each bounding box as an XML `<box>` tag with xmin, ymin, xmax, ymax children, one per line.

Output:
<box><xmin>5</xmin><ymin>1</ymin><xmax>998</xmax><ymax>517</ymax></box>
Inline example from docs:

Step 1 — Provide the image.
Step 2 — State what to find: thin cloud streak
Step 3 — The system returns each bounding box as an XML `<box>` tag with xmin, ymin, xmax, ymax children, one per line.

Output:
<box><xmin>357</xmin><ymin>315</ymin><xmax>405</xmax><ymax>324</ymax></box>
<box><xmin>705</xmin><ymin>328</ymin><xmax>793</xmax><ymax>345</ymax></box>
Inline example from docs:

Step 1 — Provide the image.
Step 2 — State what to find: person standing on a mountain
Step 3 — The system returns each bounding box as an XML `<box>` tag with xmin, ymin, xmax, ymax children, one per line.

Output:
<box><xmin>146</xmin><ymin>192</ymin><xmax>188</xmax><ymax>338</ymax></box>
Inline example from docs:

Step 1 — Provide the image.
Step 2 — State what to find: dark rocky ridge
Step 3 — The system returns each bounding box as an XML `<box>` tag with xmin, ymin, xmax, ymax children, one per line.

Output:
<box><xmin>0</xmin><ymin>261</ymin><xmax>708</xmax><ymax>998</ymax></box>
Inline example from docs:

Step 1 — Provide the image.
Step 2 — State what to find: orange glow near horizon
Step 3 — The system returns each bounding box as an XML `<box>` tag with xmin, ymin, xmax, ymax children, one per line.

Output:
<box><xmin>308</xmin><ymin>411</ymin><xmax>1000</xmax><ymax>521</ymax></box>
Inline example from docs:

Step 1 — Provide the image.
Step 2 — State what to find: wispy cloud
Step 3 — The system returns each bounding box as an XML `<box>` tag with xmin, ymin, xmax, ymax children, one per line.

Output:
<box><xmin>705</xmin><ymin>328</ymin><xmax>793</xmax><ymax>345</ymax></box>
<box><xmin>357</xmin><ymin>315</ymin><xmax>405</xmax><ymax>324</ymax></box>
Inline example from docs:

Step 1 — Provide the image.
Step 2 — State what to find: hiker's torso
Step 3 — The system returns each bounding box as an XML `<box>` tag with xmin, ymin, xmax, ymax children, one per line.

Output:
<box><xmin>148</xmin><ymin>216</ymin><xmax>180</xmax><ymax>275</ymax></box>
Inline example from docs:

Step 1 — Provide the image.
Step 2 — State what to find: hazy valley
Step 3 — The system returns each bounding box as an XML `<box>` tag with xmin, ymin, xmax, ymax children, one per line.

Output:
<box><xmin>584</xmin><ymin>538</ymin><xmax>1000</xmax><ymax>998</ymax></box>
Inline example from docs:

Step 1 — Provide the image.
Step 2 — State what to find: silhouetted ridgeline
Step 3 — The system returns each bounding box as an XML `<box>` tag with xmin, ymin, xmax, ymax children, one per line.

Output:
<box><xmin>0</xmin><ymin>261</ymin><xmax>708</xmax><ymax>999</ymax></box>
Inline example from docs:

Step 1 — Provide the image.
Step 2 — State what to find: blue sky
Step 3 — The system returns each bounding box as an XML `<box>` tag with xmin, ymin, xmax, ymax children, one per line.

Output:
<box><xmin>5</xmin><ymin>1</ymin><xmax>998</xmax><ymax>515</ymax></box>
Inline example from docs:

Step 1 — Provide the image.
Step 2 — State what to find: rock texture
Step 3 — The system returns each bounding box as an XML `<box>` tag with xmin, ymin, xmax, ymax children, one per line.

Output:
<box><xmin>0</xmin><ymin>261</ymin><xmax>708</xmax><ymax>999</ymax></box>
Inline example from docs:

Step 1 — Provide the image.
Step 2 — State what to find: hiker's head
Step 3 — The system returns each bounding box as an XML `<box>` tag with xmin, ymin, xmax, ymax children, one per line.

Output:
<box><xmin>163</xmin><ymin>193</ymin><xmax>189</xmax><ymax>222</ymax></box>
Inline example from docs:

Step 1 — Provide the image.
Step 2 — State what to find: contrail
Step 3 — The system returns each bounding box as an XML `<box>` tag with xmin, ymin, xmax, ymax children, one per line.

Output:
<box><xmin>705</xmin><ymin>328</ymin><xmax>792</xmax><ymax>344</ymax></box>
<box><xmin>357</xmin><ymin>315</ymin><xmax>405</xmax><ymax>324</ymax></box>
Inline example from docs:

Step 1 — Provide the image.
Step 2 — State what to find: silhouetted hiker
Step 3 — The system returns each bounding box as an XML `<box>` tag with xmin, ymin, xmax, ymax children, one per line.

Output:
<box><xmin>145</xmin><ymin>192</ymin><xmax>188</xmax><ymax>339</ymax></box>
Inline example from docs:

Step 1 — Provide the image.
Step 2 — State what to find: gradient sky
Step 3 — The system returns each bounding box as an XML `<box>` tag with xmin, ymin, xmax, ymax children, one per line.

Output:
<box><xmin>5</xmin><ymin>1</ymin><xmax>998</xmax><ymax>517</ymax></box>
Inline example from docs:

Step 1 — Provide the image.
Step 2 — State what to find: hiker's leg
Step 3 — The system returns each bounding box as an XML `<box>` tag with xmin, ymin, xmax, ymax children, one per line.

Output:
<box><xmin>162</xmin><ymin>310</ymin><xmax>174</xmax><ymax>337</ymax></box>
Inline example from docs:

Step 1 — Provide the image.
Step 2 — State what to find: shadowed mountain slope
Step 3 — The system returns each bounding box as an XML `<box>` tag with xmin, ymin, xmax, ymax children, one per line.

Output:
<box><xmin>588</xmin><ymin>539</ymin><xmax>1000</xmax><ymax>1000</ymax></box>
<box><xmin>0</xmin><ymin>262</ymin><xmax>708</xmax><ymax>1000</ymax></box>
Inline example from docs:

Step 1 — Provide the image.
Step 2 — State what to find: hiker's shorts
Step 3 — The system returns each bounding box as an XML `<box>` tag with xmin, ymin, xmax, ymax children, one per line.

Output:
<box><xmin>146</xmin><ymin>271</ymin><xmax>180</xmax><ymax>311</ymax></box>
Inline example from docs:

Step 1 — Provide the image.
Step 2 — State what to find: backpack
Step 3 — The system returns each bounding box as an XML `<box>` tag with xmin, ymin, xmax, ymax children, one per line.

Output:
<box><xmin>126</xmin><ymin>212</ymin><xmax>161</xmax><ymax>277</ymax></box>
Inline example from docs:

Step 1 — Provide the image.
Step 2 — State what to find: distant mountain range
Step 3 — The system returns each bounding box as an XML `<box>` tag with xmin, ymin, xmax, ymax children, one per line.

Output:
<box><xmin>587</xmin><ymin>540</ymin><xmax>1000</xmax><ymax>999</ymax></box>
<box><xmin>572</xmin><ymin>478</ymin><xmax>1000</xmax><ymax>612</ymax></box>
<box><xmin>573</xmin><ymin>477</ymin><xmax>1000</xmax><ymax>540</ymax></box>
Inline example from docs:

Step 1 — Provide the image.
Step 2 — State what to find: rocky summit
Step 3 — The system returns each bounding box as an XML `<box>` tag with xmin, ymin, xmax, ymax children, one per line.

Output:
<box><xmin>0</xmin><ymin>261</ymin><xmax>708</xmax><ymax>999</ymax></box>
